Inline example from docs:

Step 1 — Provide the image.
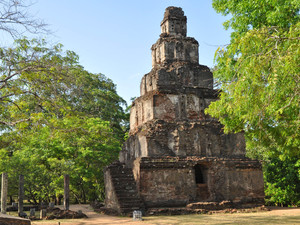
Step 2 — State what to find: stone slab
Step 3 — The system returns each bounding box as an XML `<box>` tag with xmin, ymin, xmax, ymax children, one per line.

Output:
<box><xmin>0</xmin><ymin>213</ymin><xmax>30</xmax><ymax>225</ymax></box>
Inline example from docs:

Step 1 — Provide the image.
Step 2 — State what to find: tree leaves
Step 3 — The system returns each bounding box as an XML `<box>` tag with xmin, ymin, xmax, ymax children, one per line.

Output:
<box><xmin>207</xmin><ymin>23</ymin><xmax>300</xmax><ymax>158</ymax></box>
<box><xmin>213</xmin><ymin>0</ymin><xmax>300</xmax><ymax>36</ymax></box>
<box><xmin>210</xmin><ymin>0</ymin><xmax>300</xmax><ymax>206</ymax></box>
<box><xmin>0</xmin><ymin>38</ymin><xmax>128</xmax><ymax>203</ymax></box>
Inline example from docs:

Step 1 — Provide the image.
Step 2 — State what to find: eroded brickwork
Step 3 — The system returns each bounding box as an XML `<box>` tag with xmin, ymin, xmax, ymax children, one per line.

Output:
<box><xmin>105</xmin><ymin>6</ymin><xmax>264</xmax><ymax>213</ymax></box>
<box><xmin>131</xmin><ymin>157</ymin><xmax>264</xmax><ymax>208</ymax></box>
<box><xmin>120</xmin><ymin>6</ymin><xmax>241</xmax><ymax>164</ymax></box>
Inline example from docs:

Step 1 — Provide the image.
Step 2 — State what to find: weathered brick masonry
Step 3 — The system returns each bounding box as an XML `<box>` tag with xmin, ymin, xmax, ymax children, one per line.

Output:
<box><xmin>104</xmin><ymin>6</ymin><xmax>264</xmax><ymax>214</ymax></box>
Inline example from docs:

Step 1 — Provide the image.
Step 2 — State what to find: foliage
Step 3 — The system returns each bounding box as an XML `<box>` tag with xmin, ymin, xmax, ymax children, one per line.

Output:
<box><xmin>0</xmin><ymin>38</ymin><xmax>127</xmax><ymax>130</ymax></box>
<box><xmin>207</xmin><ymin>25</ymin><xmax>300</xmax><ymax>159</ymax></box>
<box><xmin>212</xmin><ymin>0</ymin><xmax>299</xmax><ymax>36</ymax></box>
<box><xmin>0</xmin><ymin>38</ymin><xmax>128</xmax><ymax>203</ymax></box>
<box><xmin>264</xmin><ymin>157</ymin><xmax>300</xmax><ymax>207</ymax></box>
<box><xmin>209</xmin><ymin>0</ymin><xmax>300</xmax><ymax>206</ymax></box>
<box><xmin>1</xmin><ymin>117</ymin><xmax>121</xmax><ymax>203</ymax></box>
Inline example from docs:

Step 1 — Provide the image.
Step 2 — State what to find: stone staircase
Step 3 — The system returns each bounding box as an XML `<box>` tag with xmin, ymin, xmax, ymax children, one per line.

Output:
<box><xmin>107</xmin><ymin>162</ymin><xmax>144</xmax><ymax>215</ymax></box>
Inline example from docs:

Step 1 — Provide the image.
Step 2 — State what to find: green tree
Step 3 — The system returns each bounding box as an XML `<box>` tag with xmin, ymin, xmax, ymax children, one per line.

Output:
<box><xmin>0</xmin><ymin>117</ymin><xmax>121</xmax><ymax>204</ymax></box>
<box><xmin>0</xmin><ymin>38</ymin><xmax>127</xmax><ymax>131</ymax></box>
<box><xmin>208</xmin><ymin>0</ymin><xmax>300</xmax><ymax>206</ymax></box>
<box><xmin>0</xmin><ymin>38</ymin><xmax>128</xmax><ymax>203</ymax></box>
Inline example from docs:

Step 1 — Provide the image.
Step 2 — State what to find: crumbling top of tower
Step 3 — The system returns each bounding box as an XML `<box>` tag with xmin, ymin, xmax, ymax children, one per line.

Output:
<box><xmin>161</xmin><ymin>7</ymin><xmax>187</xmax><ymax>37</ymax></box>
<box><xmin>152</xmin><ymin>7</ymin><xmax>198</xmax><ymax>67</ymax></box>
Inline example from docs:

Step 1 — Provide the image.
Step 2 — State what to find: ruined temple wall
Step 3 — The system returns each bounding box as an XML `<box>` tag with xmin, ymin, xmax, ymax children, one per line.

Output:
<box><xmin>138</xmin><ymin>163</ymin><xmax>196</xmax><ymax>207</ymax></box>
<box><xmin>130</xmin><ymin>97</ymin><xmax>154</xmax><ymax>131</ymax></box>
<box><xmin>151</xmin><ymin>38</ymin><xmax>199</xmax><ymax>66</ymax></box>
<box><xmin>160</xmin><ymin>8</ymin><xmax>187</xmax><ymax>37</ymax></box>
<box><xmin>129</xmin><ymin>93</ymin><xmax>215</xmax><ymax>131</ymax></box>
<box><xmin>133</xmin><ymin>158</ymin><xmax>264</xmax><ymax>208</ymax></box>
<box><xmin>208</xmin><ymin>161</ymin><xmax>265</xmax><ymax>203</ymax></box>
<box><xmin>121</xmin><ymin>121</ymin><xmax>246</xmax><ymax>167</ymax></box>
<box><xmin>140</xmin><ymin>64</ymin><xmax>213</xmax><ymax>96</ymax></box>
<box><xmin>104</xmin><ymin>170</ymin><xmax>120</xmax><ymax>212</ymax></box>
<box><xmin>161</xmin><ymin>20</ymin><xmax>187</xmax><ymax>37</ymax></box>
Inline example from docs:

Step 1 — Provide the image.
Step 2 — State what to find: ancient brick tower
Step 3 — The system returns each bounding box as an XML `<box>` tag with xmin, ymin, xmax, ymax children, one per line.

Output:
<box><xmin>104</xmin><ymin>7</ymin><xmax>264</xmax><ymax>214</ymax></box>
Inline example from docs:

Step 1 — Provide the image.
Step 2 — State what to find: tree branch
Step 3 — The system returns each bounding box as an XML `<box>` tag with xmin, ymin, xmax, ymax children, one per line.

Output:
<box><xmin>0</xmin><ymin>118</ymin><xmax>30</xmax><ymax>126</ymax></box>
<box><xmin>0</xmin><ymin>0</ymin><xmax>49</xmax><ymax>38</ymax></box>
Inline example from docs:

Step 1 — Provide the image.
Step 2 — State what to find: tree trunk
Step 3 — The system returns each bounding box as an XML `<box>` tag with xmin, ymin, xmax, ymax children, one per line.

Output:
<box><xmin>9</xmin><ymin>195</ymin><xmax>13</xmax><ymax>205</ymax></box>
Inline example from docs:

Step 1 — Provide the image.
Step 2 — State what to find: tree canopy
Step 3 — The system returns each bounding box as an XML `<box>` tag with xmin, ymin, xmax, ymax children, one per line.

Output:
<box><xmin>0</xmin><ymin>0</ymin><xmax>128</xmax><ymax>204</ymax></box>
<box><xmin>208</xmin><ymin>0</ymin><xmax>300</xmax><ymax>206</ymax></box>
<box><xmin>212</xmin><ymin>0</ymin><xmax>299</xmax><ymax>35</ymax></box>
<box><xmin>0</xmin><ymin>38</ymin><xmax>128</xmax><ymax>203</ymax></box>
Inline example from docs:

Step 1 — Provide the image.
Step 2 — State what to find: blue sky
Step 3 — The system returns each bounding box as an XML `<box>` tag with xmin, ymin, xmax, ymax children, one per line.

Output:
<box><xmin>5</xmin><ymin>0</ymin><xmax>232</xmax><ymax>104</ymax></box>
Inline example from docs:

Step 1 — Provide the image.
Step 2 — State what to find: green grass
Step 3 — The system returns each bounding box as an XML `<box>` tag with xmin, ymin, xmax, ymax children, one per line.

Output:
<box><xmin>142</xmin><ymin>213</ymin><xmax>300</xmax><ymax>225</ymax></box>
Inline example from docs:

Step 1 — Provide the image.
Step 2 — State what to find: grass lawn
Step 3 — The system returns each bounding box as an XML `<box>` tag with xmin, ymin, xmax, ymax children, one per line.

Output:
<box><xmin>142</xmin><ymin>212</ymin><xmax>300</xmax><ymax>225</ymax></box>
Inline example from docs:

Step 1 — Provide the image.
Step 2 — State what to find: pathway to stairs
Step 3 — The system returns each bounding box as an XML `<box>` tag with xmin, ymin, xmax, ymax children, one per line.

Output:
<box><xmin>31</xmin><ymin>204</ymin><xmax>145</xmax><ymax>225</ymax></box>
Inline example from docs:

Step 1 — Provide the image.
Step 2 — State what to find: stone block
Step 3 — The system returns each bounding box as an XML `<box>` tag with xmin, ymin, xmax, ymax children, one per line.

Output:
<box><xmin>0</xmin><ymin>213</ymin><xmax>30</xmax><ymax>225</ymax></box>
<box><xmin>132</xmin><ymin>157</ymin><xmax>264</xmax><ymax>207</ymax></box>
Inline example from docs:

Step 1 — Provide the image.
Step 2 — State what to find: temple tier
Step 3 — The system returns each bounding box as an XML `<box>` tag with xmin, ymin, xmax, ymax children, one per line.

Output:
<box><xmin>104</xmin><ymin>7</ymin><xmax>264</xmax><ymax>214</ymax></box>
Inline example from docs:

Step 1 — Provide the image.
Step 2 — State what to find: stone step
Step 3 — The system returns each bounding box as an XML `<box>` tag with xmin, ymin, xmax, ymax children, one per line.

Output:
<box><xmin>107</xmin><ymin>162</ymin><xmax>145</xmax><ymax>214</ymax></box>
<box><xmin>112</xmin><ymin>180</ymin><xmax>136</xmax><ymax>184</ymax></box>
<box><xmin>111</xmin><ymin>174</ymin><xmax>134</xmax><ymax>178</ymax></box>
<box><xmin>116</xmin><ymin>194</ymin><xmax>137</xmax><ymax>199</ymax></box>
<box><xmin>120</xmin><ymin>206</ymin><xmax>143</xmax><ymax>214</ymax></box>
<box><xmin>111</xmin><ymin>175</ymin><xmax>135</xmax><ymax>179</ymax></box>
<box><xmin>113</xmin><ymin>184</ymin><xmax>137</xmax><ymax>189</ymax></box>
<box><xmin>118</xmin><ymin>196</ymin><xmax>141</xmax><ymax>200</ymax></box>
<box><xmin>119</xmin><ymin>201</ymin><xmax>143</xmax><ymax>207</ymax></box>
<box><xmin>111</xmin><ymin>173</ymin><xmax>134</xmax><ymax>177</ymax></box>
<box><xmin>110</xmin><ymin>169</ymin><xmax>132</xmax><ymax>171</ymax></box>
<box><xmin>108</xmin><ymin>168</ymin><xmax>132</xmax><ymax>172</ymax></box>
<box><xmin>120</xmin><ymin>204</ymin><xmax>144</xmax><ymax>209</ymax></box>
<box><xmin>114</xmin><ymin>185</ymin><xmax>138</xmax><ymax>193</ymax></box>
<box><xmin>113</xmin><ymin>181</ymin><xmax>136</xmax><ymax>186</ymax></box>
<box><xmin>111</xmin><ymin>176</ymin><xmax>135</xmax><ymax>180</ymax></box>
<box><xmin>115</xmin><ymin>193</ymin><xmax>140</xmax><ymax>199</ymax></box>
<box><xmin>112</xmin><ymin>178</ymin><xmax>136</xmax><ymax>182</ymax></box>
<box><xmin>115</xmin><ymin>192</ymin><xmax>137</xmax><ymax>196</ymax></box>
<box><xmin>115</xmin><ymin>187</ymin><xmax>136</xmax><ymax>192</ymax></box>
<box><xmin>114</xmin><ymin>187</ymin><xmax>137</xmax><ymax>192</ymax></box>
<box><xmin>118</xmin><ymin>198</ymin><xmax>143</xmax><ymax>204</ymax></box>
<box><xmin>112</xmin><ymin>178</ymin><xmax>135</xmax><ymax>182</ymax></box>
<box><xmin>119</xmin><ymin>199</ymin><xmax>143</xmax><ymax>204</ymax></box>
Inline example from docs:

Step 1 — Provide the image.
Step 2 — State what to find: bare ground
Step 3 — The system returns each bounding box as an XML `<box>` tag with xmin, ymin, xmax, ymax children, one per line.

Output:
<box><xmin>31</xmin><ymin>204</ymin><xmax>300</xmax><ymax>225</ymax></box>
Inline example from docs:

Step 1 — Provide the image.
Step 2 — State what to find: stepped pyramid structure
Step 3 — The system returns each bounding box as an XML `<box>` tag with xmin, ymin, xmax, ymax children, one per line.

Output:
<box><xmin>104</xmin><ymin>7</ymin><xmax>264</xmax><ymax>214</ymax></box>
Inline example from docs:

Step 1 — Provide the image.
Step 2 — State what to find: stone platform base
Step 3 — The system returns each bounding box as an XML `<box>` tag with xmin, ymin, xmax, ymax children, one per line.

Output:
<box><xmin>0</xmin><ymin>213</ymin><xmax>31</xmax><ymax>225</ymax></box>
<box><xmin>146</xmin><ymin>204</ymin><xmax>269</xmax><ymax>216</ymax></box>
<box><xmin>96</xmin><ymin>202</ymin><xmax>268</xmax><ymax>217</ymax></box>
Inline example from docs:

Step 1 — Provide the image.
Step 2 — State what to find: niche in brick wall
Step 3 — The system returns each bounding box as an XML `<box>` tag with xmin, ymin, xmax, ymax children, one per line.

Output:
<box><xmin>194</xmin><ymin>164</ymin><xmax>210</xmax><ymax>201</ymax></box>
<box><xmin>194</xmin><ymin>164</ymin><xmax>207</xmax><ymax>184</ymax></box>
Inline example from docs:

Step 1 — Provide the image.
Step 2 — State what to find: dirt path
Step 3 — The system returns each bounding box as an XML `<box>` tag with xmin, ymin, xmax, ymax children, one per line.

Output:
<box><xmin>31</xmin><ymin>204</ymin><xmax>143</xmax><ymax>225</ymax></box>
<box><xmin>31</xmin><ymin>205</ymin><xmax>300</xmax><ymax>225</ymax></box>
